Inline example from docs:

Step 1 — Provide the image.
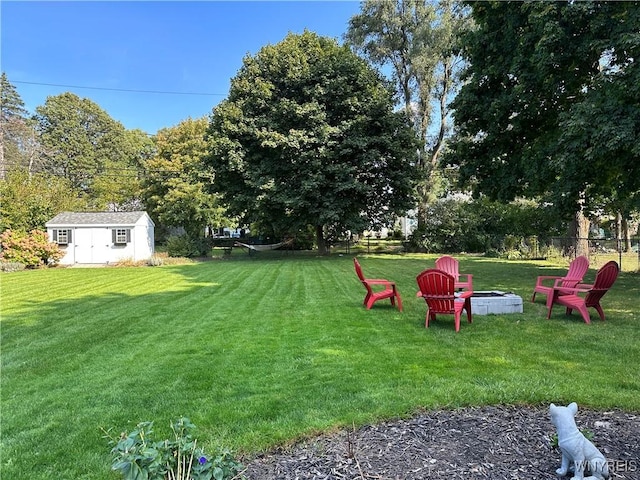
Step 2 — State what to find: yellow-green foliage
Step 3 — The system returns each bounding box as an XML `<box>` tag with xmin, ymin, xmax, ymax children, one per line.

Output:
<box><xmin>0</xmin><ymin>229</ymin><xmax>64</xmax><ymax>267</ymax></box>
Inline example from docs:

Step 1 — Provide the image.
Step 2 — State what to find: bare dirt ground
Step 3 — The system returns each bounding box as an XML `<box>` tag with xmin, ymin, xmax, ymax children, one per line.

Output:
<box><xmin>241</xmin><ymin>405</ymin><xmax>639</xmax><ymax>479</ymax></box>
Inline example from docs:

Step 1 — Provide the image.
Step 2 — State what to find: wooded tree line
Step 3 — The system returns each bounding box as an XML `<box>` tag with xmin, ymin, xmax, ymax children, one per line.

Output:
<box><xmin>1</xmin><ymin>0</ymin><xmax>638</xmax><ymax>256</ymax></box>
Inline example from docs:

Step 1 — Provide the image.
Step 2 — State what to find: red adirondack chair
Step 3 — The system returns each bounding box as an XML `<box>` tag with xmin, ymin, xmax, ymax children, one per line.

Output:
<box><xmin>435</xmin><ymin>255</ymin><xmax>473</xmax><ymax>290</ymax></box>
<box><xmin>353</xmin><ymin>258</ymin><xmax>403</xmax><ymax>311</ymax></box>
<box><xmin>416</xmin><ymin>269</ymin><xmax>473</xmax><ymax>332</ymax></box>
<box><xmin>531</xmin><ymin>255</ymin><xmax>589</xmax><ymax>304</ymax></box>
<box><xmin>416</xmin><ymin>255</ymin><xmax>473</xmax><ymax>297</ymax></box>
<box><xmin>546</xmin><ymin>261</ymin><xmax>619</xmax><ymax>324</ymax></box>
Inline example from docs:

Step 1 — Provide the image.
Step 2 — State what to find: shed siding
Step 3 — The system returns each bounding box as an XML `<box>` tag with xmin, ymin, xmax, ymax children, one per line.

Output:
<box><xmin>46</xmin><ymin>212</ymin><xmax>154</xmax><ymax>265</ymax></box>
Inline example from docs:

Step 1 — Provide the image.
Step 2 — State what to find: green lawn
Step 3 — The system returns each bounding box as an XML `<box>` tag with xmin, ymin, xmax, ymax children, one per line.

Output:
<box><xmin>1</xmin><ymin>254</ymin><xmax>639</xmax><ymax>479</ymax></box>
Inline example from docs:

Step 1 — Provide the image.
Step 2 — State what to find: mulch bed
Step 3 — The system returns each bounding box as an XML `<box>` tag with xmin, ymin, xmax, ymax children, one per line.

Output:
<box><xmin>240</xmin><ymin>405</ymin><xmax>639</xmax><ymax>479</ymax></box>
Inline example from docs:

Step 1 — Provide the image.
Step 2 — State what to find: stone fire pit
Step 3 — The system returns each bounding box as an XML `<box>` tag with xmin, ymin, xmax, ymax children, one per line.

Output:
<box><xmin>470</xmin><ymin>291</ymin><xmax>523</xmax><ymax>315</ymax></box>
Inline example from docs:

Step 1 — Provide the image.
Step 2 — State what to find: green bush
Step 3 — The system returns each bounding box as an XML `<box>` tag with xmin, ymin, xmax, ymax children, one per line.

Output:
<box><xmin>407</xmin><ymin>198</ymin><xmax>566</xmax><ymax>254</ymax></box>
<box><xmin>166</xmin><ymin>235</ymin><xmax>209</xmax><ymax>258</ymax></box>
<box><xmin>0</xmin><ymin>229</ymin><xmax>64</xmax><ymax>267</ymax></box>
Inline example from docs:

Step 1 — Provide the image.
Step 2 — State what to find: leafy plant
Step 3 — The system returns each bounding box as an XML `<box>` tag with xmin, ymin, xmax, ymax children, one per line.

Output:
<box><xmin>105</xmin><ymin>417</ymin><xmax>242</xmax><ymax>480</ymax></box>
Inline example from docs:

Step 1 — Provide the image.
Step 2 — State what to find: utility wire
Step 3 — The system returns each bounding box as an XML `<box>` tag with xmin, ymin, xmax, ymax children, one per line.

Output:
<box><xmin>1</xmin><ymin>162</ymin><xmax>215</xmax><ymax>180</ymax></box>
<box><xmin>13</xmin><ymin>80</ymin><xmax>227</xmax><ymax>97</ymax></box>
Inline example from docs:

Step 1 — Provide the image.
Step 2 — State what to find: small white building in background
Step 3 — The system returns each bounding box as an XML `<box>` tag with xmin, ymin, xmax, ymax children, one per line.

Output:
<box><xmin>46</xmin><ymin>211</ymin><xmax>155</xmax><ymax>265</ymax></box>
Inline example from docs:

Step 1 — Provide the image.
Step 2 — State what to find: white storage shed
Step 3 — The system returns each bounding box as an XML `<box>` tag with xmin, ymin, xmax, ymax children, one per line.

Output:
<box><xmin>46</xmin><ymin>211</ymin><xmax>155</xmax><ymax>265</ymax></box>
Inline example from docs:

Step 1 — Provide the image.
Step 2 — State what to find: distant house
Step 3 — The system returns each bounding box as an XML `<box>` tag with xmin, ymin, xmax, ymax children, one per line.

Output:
<box><xmin>45</xmin><ymin>211</ymin><xmax>155</xmax><ymax>265</ymax></box>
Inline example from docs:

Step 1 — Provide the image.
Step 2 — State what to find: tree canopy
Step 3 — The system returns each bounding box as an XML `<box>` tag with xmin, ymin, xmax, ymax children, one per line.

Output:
<box><xmin>34</xmin><ymin>92</ymin><xmax>150</xmax><ymax>210</ymax></box>
<box><xmin>143</xmin><ymin>117</ymin><xmax>228</xmax><ymax>239</ymax></box>
<box><xmin>346</xmin><ymin>0</ymin><xmax>471</xmax><ymax>226</ymax></box>
<box><xmin>448</xmin><ymin>1</ymin><xmax>640</xmax><ymax>219</ymax></box>
<box><xmin>0</xmin><ymin>168</ymin><xmax>84</xmax><ymax>232</ymax></box>
<box><xmin>206</xmin><ymin>31</ymin><xmax>418</xmax><ymax>254</ymax></box>
<box><xmin>90</xmin><ymin>128</ymin><xmax>154</xmax><ymax>211</ymax></box>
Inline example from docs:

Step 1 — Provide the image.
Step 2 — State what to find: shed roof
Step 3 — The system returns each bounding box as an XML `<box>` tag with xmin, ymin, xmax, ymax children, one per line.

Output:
<box><xmin>46</xmin><ymin>211</ymin><xmax>154</xmax><ymax>227</ymax></box>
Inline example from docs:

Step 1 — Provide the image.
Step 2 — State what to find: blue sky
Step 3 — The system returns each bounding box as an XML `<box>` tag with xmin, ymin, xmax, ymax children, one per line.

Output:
<box><xmin>1</xmin><ymin>1</ymin><xmax>362</xmax><ymax>134</ymax></box>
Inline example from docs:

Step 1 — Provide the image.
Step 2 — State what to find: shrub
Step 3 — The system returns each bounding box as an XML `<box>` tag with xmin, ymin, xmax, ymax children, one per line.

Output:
<box><xmin>166</xmin><ymin>235</ymin><xmax>209</xmax><ymax>258</ymax></box>
<box><xmin>484</xmin><ymin>248</ymin><xmax>500</xmax><ymax>258</ymax></box>
<box><xmin>0</xmin><ymin>229</ymin><xmax>64</xmax><ymax>268</ymax></box>
<box><xmin>406</xmin><ymin>197</ymin><xmax>567</xmax><ymax>254</ymax></box>
<box><xmin>0</xmin><ymin>261</ymin><xmax>26</xmax><ymax>272</ymax></box>
<box><xmin>502</xmin><ymin>249</ymin><xmax>523</xmax><ymax>260</ymax></box>
<box><xmin>148</xmin><ymin>254</ymin><xmax>164</xmax><ymax>266</ymax></box>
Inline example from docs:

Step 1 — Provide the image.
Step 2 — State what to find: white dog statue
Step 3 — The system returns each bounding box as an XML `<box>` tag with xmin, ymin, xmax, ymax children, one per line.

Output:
<box><xmin>549</xmin><ymin>403</ymin><xmax>610</xmax><ymax>480</ymax></box>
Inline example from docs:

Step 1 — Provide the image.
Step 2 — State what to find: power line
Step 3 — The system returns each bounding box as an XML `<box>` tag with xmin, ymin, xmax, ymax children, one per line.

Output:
<box><xmin>13</xmin><ymin>80</ymin><xmax>227</xmax><ymax>97</ymax></box>
<box><xmin>1</xmin><ymin>162</ymin><xmax>217</xmax><ymax>181</ymax></box>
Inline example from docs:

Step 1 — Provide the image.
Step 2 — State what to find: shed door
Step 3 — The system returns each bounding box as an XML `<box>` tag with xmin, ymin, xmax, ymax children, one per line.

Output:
<box><xmin>74</xmin><ymin>228</ymin><xmax>112</xmax><ymax>264</ymax></box>
<box><xmin>74</xmin><ymin>228</ymin><xmax>94</xmax><ymax>263</ymax></box>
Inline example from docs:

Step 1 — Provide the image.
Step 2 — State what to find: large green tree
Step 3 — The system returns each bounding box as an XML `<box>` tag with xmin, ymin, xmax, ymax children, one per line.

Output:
<box><xmin>206</xmin><ymin>31</ymin><xmax>418</xmax><ymax>254</ymax></box>
<box><xmin>35</xmin><ymin>93</ymin><xmax>126</xmax><ymax>193</ymax></box>
<box><xmin>143</xmin><ymin>117</ymin><xmax>227</xmax><ymax>239</ymax></box>
<box><xmin>346</xmin><ymin>0</ymin><xmax>471</xmax><ymax>226</ymax></box>
<box><xmin>449</xmin><ymin>1</ymin><xmax>640</xmax><ymax>253</ymax></box>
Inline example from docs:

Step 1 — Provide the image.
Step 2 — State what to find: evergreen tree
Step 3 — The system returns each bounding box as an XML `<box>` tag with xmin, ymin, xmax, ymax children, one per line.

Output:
<box><xmin>0</xmin><ymin>73</ymin><xmax>31</xmax><ymax>179</ymax></box>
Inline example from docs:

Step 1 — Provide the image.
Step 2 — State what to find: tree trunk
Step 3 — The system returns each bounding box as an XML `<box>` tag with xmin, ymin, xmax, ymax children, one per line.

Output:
<box><xmin>416</xmin><ymin>185</ymin><xmax>428</xmax><ymax>231</ymax></box>
<box><xmin>430</xmin><ymin>57</ymin><xmax>452</xmax><ymax>170</ymax></box>
<box><xmin>622</xmin><ymin>216</ymin><xmax>631</xmax><ymax>252</ymax></box>
<box><xmin>569</xmin><ymin>208</ymin><xmax>590</xmax><ymax>258</ymax></box>
<box><xmin>316</xmin><ymin>225</ymin><xmax>329</xmax><ymax>256</ymax></box>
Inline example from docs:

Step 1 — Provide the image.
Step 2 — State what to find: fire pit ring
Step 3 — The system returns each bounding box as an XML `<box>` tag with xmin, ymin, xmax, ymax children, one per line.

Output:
<box><xmin>470</xmin><ymin>291</ymin><xmax>523</xmax><ymax>315</ymax></box>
